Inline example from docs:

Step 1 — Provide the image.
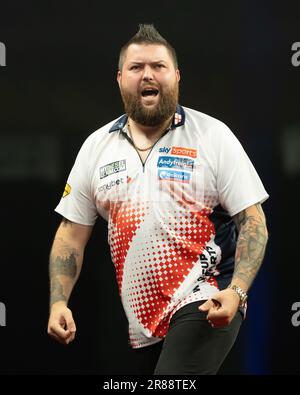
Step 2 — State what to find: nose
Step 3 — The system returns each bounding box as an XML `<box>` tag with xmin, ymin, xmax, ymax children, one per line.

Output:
<box><xmin>142</xmin><ymin>65</ymin><xmax>154</xmax><ymax>81</ymax></box>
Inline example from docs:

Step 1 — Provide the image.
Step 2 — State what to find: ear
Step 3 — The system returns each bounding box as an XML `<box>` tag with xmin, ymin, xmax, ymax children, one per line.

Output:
<box><xmin>117</xmin><ymin>70</ymin><xmax>121</xmax><ymax>87</ymax></box>
<box><xmin>176</xmin><ymin>69</ymin><xmax>181</xmax><ymax>82</ymax></box>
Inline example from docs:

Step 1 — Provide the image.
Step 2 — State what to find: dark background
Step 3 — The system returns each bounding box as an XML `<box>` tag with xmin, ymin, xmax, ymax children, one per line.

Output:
<box><xmin>0</xmin><ymin>0</ymin><xmax>299</xmax><ymax>375</ymax></box>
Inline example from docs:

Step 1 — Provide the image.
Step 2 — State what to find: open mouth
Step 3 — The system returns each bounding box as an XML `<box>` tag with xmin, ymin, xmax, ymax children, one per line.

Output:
<box><xmin>141</xmin><ymin>88</ymin><xmax>159</xmax><ymax>97</ymax></box>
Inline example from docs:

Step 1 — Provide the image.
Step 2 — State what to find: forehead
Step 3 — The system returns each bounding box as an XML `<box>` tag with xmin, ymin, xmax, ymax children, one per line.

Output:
<box><xmin>124</xmin><ymin>43</ymin><xmax>173</xmax><ymax>64</ymax></box>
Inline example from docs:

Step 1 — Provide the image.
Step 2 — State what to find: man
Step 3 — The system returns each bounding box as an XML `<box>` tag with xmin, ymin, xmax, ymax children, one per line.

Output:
<box><xmin>48</xmin><ymin>24</ymin><xmax>269</xmax><ymax>375</ymax></box>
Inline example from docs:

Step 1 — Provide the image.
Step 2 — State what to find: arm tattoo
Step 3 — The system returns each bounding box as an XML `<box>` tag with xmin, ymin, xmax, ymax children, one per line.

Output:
<box><xmin>49</xmin><ymin>242</ymin><xmax>78</xmax><ymax>307</ymax></box>
<box><xmin>233</xmin><ymin>204</ymin><xmax>268</xmax><ymax>289</ymax></box>
<box><xmin>50</xmin><ymin>279</ymin><xmax>67</xmax><ymax>306</ymax></box>
<box><xmin>50</xmin><ymin>254</ymin><xmax>77</xmax><ymax>278</ymax></box>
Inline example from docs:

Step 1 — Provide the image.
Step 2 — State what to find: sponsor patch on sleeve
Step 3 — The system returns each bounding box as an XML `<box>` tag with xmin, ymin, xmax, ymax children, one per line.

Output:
<box><xmin>63</xmin><ymin>183</ymin><xmax>71</xmax><ymax>198</ymax></box>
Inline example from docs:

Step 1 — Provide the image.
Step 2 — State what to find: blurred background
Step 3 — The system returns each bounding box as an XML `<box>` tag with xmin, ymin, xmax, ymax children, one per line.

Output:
<box><xmin>0</xmin><ymin>0</ymin><xmax>299</xmax><ymax>375</ymax></box>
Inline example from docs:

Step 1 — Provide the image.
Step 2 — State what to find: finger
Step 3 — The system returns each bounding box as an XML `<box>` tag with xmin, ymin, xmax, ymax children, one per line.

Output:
<box><xmin>208</xmin><ymin>320</ymin><xmax>214</xmax><ymax>327</ymax></box>
<box><xmin>199</xmin><ymin>299</ymin><xmax>213</xmax><ymax>312</ymax></box>
<box><xmin>208</xmin><ymin>313</ymin><xmax>231</xmax><ymax>327</ymax></box>
<box><xmin>208</xmin><ymin>317</ymin><xmax>229</xmax><ymax>328</ymax></box>
<box><xmin>211</xmin><ymin>298</ymin><xmax>221</xmax><ymax>309</ymax></box>
<box><xmin>65</xmin><ymin>311</ymin><xmax>76</xmax><ymax>333</ymax></box>
<box><xmin>60</xmin><ymin>330</ymin><xmax>75</xmax><ymax>345</ymax></box>
<box><xmin>49</xmin><ymin>330</ymin><xmax>71</xmax><ymax>345</ymax></box>
<box><xmin>67</xmin><ymin>319</ymin><xmax>76</xmax><ymax>333</ymax></box>
<box><xmin>207</xmin><ymin>308</ymin><xmax>228</xmax><ymax>320</ymax></box>
<box><xmin>49</xmin><ymin>323</ymin><xmax>71</xmax><ymax>340</ymax></box>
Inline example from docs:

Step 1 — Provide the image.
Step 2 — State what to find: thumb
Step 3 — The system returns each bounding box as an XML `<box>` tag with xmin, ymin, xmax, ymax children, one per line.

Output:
<box><xmin>67</xmin><ymin>320</ymin><xmax>76</xmax><ymax>333</ymax></box>
<box><xmin>199</xmin><ymin>300</ymin><xmax>211</xmax><ymax>312</ymax></box>
<box><xmin>65</xmin><ymin>311</ymin><xmax>76</xmax><ymax>333</ymax></box>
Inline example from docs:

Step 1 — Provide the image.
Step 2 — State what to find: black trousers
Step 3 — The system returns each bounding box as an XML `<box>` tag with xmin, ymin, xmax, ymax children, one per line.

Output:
<box><xmin>129</xmin><ymin>300</ymin><xmax>242</xmax><ymax>375</ymax></box>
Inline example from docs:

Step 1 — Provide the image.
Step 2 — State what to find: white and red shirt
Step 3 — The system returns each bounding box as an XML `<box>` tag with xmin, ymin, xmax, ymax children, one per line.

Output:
<box><xmin>55</xmin><ymin>105</ymin><xmax>269</xmax><ymax>348</ymax></box>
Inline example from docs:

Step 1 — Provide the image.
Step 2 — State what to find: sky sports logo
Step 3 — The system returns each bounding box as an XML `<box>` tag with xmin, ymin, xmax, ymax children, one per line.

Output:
<box><xmin>158</xmin><ymin>169</ymin><xmax>191</xmax><ymax>183</ymax></box>
<box><xmin>159</xmin><ymin>146</ymin><xmax>197</xmax><ymax>159</ymax></box>
<box><xmin>157</xmin><ymin>156</ymin><xmax>194</xmax><ymax>171</ymax></box>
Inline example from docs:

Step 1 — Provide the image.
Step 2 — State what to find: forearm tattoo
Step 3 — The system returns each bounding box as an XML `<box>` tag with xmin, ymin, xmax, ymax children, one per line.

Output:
<box><xmin>233</xmin><ymin>204</ymin><xmax>268</xmax><ymax>289</ymax></box>
<box><xmin>49</xmin><ymin>236</ymin><xmax>78</xmax><ymax>307</ymax></box>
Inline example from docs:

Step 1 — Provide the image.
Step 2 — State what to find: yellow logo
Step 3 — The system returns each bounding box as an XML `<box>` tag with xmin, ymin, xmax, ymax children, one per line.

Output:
<box><xmin>63</xmin><ymin>183</ymin><xmax>71</xmax><ymax>198</ymax></box>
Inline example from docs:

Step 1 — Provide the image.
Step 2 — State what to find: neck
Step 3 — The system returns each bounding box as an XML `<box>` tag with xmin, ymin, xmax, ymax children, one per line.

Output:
<box><xmin>128</xmin><ymin>116</ymin><xmax>173</xmax><ymax>138</ymax></box>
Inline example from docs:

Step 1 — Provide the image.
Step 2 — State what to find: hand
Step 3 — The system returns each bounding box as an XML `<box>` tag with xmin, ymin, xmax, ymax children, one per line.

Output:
<box><xmin>47</xmin><ymin>302</ymin><xmax>76</xmax><ymax>345</ymax></box>
<box><xmin>199</xmin><ymin>289</ymin><xmax>240</xmax><ymax>328</ymax></box>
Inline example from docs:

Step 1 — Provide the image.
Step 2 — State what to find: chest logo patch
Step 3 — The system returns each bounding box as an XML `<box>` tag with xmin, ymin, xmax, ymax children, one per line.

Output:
<box><xmin>100</xmin><ymin>160</ymin><xmax>126</xmax><ymax>179</ymax></box>
<box><xmin>171</xmin><ymin>146</ymin><xmax>197</xmax><ymax>158</ymax></box>
<box><xmin>157</xmin><ymin>156</ymin><xmax>194</xmax><ymax>171</ymax></box>
<box><xmin>158</xmin><ymin>169</ymin><xmax>191</xmax><ymax>183</ymax></box>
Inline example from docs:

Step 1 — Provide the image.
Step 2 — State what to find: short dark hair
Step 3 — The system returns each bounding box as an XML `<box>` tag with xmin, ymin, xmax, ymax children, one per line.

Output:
<box><xmin>118</xmin><ymin>24</ymin><xmax>178</xmax><ymax>71</ymax></box>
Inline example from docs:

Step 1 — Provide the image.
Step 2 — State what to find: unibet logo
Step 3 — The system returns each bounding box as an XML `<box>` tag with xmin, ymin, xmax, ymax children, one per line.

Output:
<box><xmin>99</xmin><ymin>177</ymin><xmax>124</xmax><ymax>192</ymax></box>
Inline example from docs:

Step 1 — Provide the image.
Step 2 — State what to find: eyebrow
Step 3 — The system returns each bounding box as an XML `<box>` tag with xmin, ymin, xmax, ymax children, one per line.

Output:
<box><xmin>129</xmin><ymin>60</ymin><xmax>167</xmax><ymax>65</ymax></box>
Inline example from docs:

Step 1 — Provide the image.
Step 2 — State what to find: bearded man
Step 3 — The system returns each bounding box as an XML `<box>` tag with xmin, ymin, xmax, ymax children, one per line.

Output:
<box><xmin>48</xmin><ymin>24</ymin><xmax>269</xmax><ymax>375</ymax></box>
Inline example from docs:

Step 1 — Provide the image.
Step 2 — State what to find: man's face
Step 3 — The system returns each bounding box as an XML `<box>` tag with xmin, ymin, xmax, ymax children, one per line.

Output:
<box><xmin>117</xmin><ymin>43</ymin><xmax>180</xmax><ymax>126</ymax></box>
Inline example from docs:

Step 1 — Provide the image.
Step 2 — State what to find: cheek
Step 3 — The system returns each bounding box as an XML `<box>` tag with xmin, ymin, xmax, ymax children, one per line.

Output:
<box><xmin>158</xmin><ymin>74</ymin><xmax>177</xmax><ymax>88</ymax></box>
<box><xmin>159</xmin><ymin>82</ymin><xmax>174</xmax><ymax>94</ymax></box>
<box><xmin>122</xmin><ymin>78</ymin><xmax>139</xmax><ymax>92</ymax></box>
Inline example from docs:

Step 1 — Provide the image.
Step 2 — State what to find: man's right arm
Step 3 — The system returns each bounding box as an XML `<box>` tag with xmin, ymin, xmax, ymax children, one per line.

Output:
<box><xmin>47</xmin><ymin>218</ymin><xmax>93</xmax><ymax>344</ymax></box>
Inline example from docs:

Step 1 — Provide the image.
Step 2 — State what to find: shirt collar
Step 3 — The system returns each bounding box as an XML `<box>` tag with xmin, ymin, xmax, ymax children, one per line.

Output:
<box><xmin>108</xmin><ymin>104</ymin><xmax>185</xmax><ymax>133</ymax></box>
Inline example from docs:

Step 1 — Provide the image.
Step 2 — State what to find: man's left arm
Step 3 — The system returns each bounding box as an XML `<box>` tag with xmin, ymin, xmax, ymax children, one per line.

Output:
<box><xmin>199</xmin><ymin>203</ymin><xmax>268</xmax><ymax>327</ymax></box>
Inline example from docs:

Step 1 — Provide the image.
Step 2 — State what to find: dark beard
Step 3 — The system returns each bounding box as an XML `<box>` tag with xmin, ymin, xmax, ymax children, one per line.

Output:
<box><xmin>120</xmin><ymin>83</ymin><xmax>179</xmax><ymax>127</ymax></box>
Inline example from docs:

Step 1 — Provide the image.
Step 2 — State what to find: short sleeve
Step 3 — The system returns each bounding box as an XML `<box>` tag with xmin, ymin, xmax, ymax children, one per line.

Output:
<box><xmin>54</xmin><ymin>136</ymin><xmax>98</xmax><ymax>225</ymax></box>
<box><xmin>215</xmin><ymin>124</ymin><xmax>269</xmax><ymax>216</ymax></box>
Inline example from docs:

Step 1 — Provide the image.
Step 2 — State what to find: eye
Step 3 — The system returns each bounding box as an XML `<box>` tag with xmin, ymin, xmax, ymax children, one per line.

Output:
<box><xmin>155</xmin><ymin>64</ymin><xmax>165</xmax><ymax>69</ymax></box>
<box><xmin>130</xmin><ymin>65</ymin><xmax>141</xmax><ymax>70</ymax></box>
